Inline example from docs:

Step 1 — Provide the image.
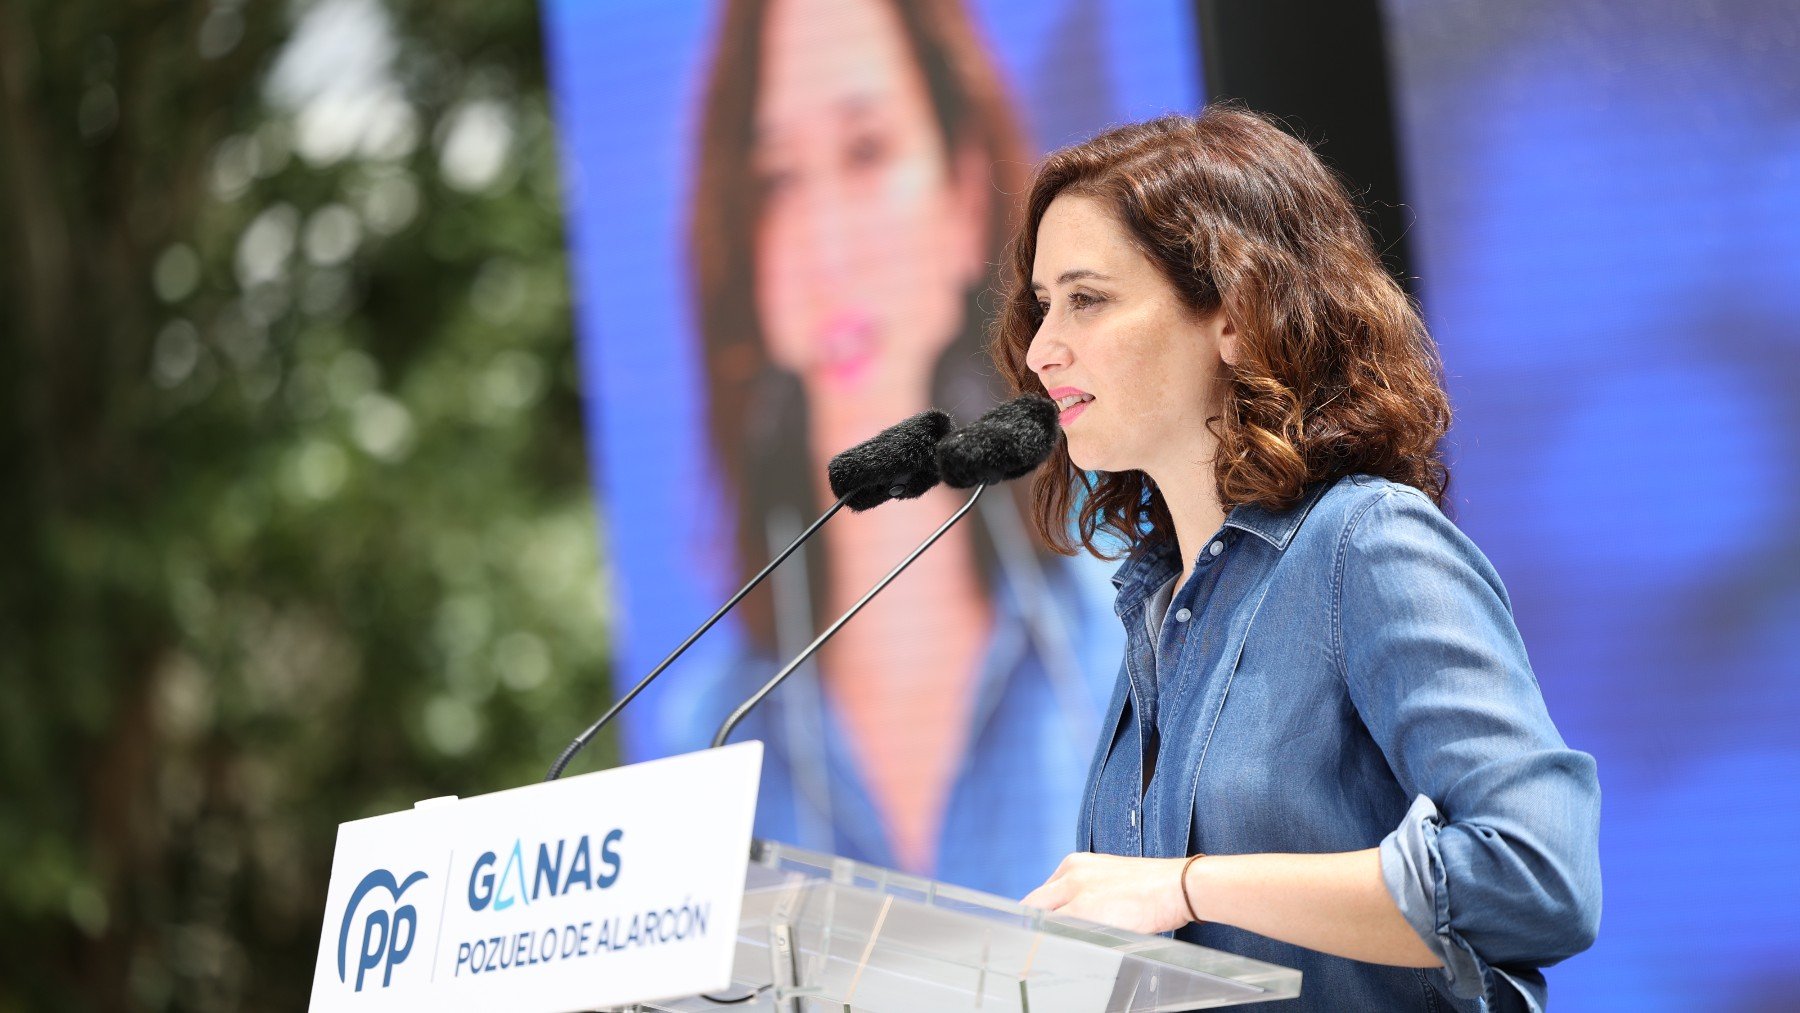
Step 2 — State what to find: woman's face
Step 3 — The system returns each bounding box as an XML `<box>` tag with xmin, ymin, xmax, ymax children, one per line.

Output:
<box><xmin>1025</xmin><ymin>193</ymin><xmax>1237</xmax><ymax>477</ymax></box>
<box><xmin>751</xmin><ymin>0</ymin><xmax>984</xmax><ymax>407</ymax></box>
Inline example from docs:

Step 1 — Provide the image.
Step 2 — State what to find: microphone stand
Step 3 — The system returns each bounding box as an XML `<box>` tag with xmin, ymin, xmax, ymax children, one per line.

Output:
<box><xmin>711</xmin><ymin>484</ymin><xmax>988</xmax><ymax>749</ymax></box>
<box><xmin>546</xmin><ymin>486</ymin><xmax>864</xmax><ymax>781</ymax></box>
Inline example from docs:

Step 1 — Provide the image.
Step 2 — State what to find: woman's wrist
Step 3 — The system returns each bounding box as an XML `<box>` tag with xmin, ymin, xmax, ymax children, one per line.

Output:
<box><xmin>1179</xmin><ymin>853</ymin><xmax>1207</xmax><ymax>924</ymax></box>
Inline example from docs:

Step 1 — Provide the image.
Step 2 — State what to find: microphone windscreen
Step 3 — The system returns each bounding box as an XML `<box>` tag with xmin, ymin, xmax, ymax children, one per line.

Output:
<box><xmin>937</xmin><ymin>395</ymin><xmax>1059</xmax><ymax>488</ymax></box>
<box><xmin>826</xmin><ymin>409</ymin><xmax>955</xmax><ymax>511</ymax></box>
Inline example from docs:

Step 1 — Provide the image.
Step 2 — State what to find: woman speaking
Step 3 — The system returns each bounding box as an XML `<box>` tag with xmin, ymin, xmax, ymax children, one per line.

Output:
<box><xmin>1008</xmin><ymin>107</ymin><xmax>1601</xmax><ymax>1012</ymax></box>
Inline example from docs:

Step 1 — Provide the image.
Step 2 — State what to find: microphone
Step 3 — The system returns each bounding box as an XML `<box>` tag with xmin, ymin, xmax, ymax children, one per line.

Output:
<box><xmin>710</xmin><ymin>395</ymin><xmax>1058</xmax><ymax>748</ymax></box>
<box><xmin>936</xmin><ymin>394</ymin><xmax>1059</xmax><ymax>488</ymax></box>
<box><xmin>545</xmin><ymin>409</ymin><xmax>954</xmax><ymax>780</ymax></box>
<box><xmin>827</xmin><ymin>409</ymin><xmax>952</xmax><ymax>509</ymax></box>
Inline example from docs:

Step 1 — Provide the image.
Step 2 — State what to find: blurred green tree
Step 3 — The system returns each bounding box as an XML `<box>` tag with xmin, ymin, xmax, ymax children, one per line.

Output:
<box><xmin>0</xmin><ymin>0</ymin><xmax>612</xmax><ymax>1008</ymax></box>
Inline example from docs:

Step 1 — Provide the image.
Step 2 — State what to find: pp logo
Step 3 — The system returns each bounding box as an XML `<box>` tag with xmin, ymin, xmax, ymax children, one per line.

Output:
<box><xmin>336</xmin><ymin>869</ymin><xmax>429</xmax><ymax>992</ymax></box>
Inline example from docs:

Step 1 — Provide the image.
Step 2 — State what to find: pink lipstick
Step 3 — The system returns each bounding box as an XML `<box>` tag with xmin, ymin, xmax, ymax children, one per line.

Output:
<box><xmin>1045</xmin><ymin>386</ymin><xmax>1094</xmax><ymax>426</ymax></box>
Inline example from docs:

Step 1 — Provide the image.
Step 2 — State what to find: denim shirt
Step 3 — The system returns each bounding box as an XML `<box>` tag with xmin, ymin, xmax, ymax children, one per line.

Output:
<box><xmin>1077</xmin><ymin>474</ymin><xmax>1602</xmax><ymax>1012</ymax></box>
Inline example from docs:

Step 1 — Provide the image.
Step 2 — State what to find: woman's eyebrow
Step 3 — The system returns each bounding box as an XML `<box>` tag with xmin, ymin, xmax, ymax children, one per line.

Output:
<box><xmin>754</xmin><ymin>94</ymin><xmax>883</xmax><ymax>148</ymax></box>
<box><xmin>1031</xmin><ymin>269</ymin><xmax>1113</xmax><ymax>290</ymax></box>
<box><xmin>836</xmin><ymin>94</ymin><xmax>882</xmax><ymax>121</ymax></box>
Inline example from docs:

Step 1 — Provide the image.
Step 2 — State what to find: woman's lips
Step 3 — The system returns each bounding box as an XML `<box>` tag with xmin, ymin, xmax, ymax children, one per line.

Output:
<box><xmin>1046</xmin><ymin>386</ymin><xmax>1094</xmax><ymax>426</ymax></box>
<box><xmin>815</xmin><ymin>310</ymin><xmax>878</xmax><ymax>390</ymax></box>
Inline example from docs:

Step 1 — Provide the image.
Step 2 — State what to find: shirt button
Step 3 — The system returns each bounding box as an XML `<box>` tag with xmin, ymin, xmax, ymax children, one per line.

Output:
<box><xmin>1175</xmin><ymin>607</ymin><xmax>1192</xmax><ymax>623</ymax></box>
<box><xmin>1208</xmin><ymin>540</ymin><xmax>1224</xmax><ymax>556</ymax></box>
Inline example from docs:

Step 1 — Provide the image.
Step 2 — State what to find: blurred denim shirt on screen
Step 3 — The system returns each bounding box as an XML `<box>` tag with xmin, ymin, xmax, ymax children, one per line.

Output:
<box><xmin>1081</xmin><ymin>474</ymin><xmax>1601</xmax><ymax>1013</ymax></box>
<box><xmin>650</xmin><ymin>503</ymin><xmax>1125</xmax><ymax>903</ymax></box>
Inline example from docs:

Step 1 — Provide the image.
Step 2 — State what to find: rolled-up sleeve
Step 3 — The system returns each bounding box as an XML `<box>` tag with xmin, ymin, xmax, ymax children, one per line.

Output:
<box><xmin>1335</xmin><ymin>486</ymin><xmax>1602</xmax><ymax>1011</ymax></box>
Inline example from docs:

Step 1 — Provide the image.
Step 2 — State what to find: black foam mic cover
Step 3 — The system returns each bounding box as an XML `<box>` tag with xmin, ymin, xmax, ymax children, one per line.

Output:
<box><xmin>936</xmin><ymin>395</ymin><xmax>1059</xmax><ymax>488</ymax></box>
<box><xmin>826</xmin><ymin>409</ymin><xmax>955</xmax><ymax>511</ymax></box>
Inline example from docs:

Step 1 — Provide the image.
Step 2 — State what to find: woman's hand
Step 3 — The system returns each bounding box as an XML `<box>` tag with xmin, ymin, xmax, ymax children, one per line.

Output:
<box><xmin>1020</xmin><ymin>852</ymin><xmax>1195</xmax><ymax>935</ymax></box>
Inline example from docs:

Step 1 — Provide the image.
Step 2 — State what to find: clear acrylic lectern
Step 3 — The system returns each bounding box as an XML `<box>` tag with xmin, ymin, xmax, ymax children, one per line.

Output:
<box><xmin>626</xmin><ymin>838</ymin><xmax>1301</xmax><ymax>1012</ymax></box>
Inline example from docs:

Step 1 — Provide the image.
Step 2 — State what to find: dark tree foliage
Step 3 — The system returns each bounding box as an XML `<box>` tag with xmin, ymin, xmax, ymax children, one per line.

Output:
<box><xmin>0</xmin><ymin>1</ymin><xmax>612</xmax><ymax>1007</ymax></box>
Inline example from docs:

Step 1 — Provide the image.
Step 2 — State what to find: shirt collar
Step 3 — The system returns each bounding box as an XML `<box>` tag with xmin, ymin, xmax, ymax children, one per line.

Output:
<box><xmin>1109</xmin><ymin>537</ymin><xmax>1181</xmax><ymax>602</ymax></box>
<box><xmin>1108</xmin><ymin>479</ymin><xmax>1334</xmax><ymax>610</ymax></box>
<box><xmin>1220</xmin><ymin>478</ymin><xmax>1334</xmax><ymax>551</ymax></box>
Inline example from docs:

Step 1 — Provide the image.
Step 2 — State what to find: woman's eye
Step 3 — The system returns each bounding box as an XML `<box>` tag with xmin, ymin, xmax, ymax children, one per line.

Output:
<box><xmin>1034</xmin><ymin>299</ymin><xmax>1050</xmax><ymax>318</ymax></box>
<box><xmin>756</xmin><ymin>166</ymin><xmax>799</xmax><ymax>200</ymax></box>
<box><xmin>1069</xmin><ymin>292</ymin><xmax>1100</xmax><ymax>309</ymax></box>
<box><xmin>845</xmin><ymin>131</ymin><xmax>889</xmax><ymax>169</ymax></box>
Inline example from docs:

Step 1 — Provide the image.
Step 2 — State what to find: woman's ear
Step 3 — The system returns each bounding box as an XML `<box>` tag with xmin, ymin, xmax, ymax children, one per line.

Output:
<box><xmin>1215</xmin><ymin>311</ymin><xmax>1241</xmax><ymax>367</ymax></box>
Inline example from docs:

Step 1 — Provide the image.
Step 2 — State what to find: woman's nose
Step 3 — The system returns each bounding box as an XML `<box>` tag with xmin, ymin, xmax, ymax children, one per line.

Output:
<box><xmin>1026</xmin><ymin>322</ymin><xmax>1069</xmax><ymax>378</ymax></box>
<box><xmin>798</xmin><ymin>175</ymin><xmax>853</xmax><ymax>283</ymax></box>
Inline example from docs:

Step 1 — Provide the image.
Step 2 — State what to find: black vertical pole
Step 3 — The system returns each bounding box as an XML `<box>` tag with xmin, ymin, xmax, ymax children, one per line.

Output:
<box><xmin>1194</xmin><ymin>0</ymin><xmax>1416</xmax><ymax>295</ymax></box>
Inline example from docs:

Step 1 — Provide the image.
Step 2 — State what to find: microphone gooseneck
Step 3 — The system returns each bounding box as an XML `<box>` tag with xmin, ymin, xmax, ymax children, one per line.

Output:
<box><xmin>936</xmin><ymin>394</ymin><xmax>1059</xmax><ymax>488</ymax></box>
<box><xmin>546</xmin><ymin>409</ymin><xmax>955</xmax><ymax>781</ymax></box>
<box><xmin>544</xmin><ymin>486</ymin><xmax>856</xmax><ymax>781</ymax></box>
<box><xmin>710</xmin><ymin>395</ymin><xmax>1059</xmax><ymax>750</ymax></box>
<box><xmin>710</xmin><ymin>484</ymin><xmax>989</xmax><ymax>749</ymax></box>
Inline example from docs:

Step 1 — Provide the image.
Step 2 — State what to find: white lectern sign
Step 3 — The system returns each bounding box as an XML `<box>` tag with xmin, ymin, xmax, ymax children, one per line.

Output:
<box><xmin>309</xmin><ymin>742</ymin><xmax>762</xmax><ymax>1012</ymax></box>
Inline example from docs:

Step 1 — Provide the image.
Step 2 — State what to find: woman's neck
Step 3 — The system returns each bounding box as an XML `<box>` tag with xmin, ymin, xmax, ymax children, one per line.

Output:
<box><xmin>1145</xmin><ymin>445</ymin><xmax>1227</xmax><ymax>590</ymax></box>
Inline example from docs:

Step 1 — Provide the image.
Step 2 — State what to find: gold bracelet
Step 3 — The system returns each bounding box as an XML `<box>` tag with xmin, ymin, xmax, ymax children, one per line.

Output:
<box><xmin>1180</xmin><ymin>853</ymin><xmax>1206</xmax><ymax>924</ymax></box>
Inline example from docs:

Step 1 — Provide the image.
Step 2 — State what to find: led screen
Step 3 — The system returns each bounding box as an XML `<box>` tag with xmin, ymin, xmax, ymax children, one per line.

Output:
<box><xmin>543</xmin><ymin>0</ymin><xmax>1202</xmax><ymax>898</ymax></box>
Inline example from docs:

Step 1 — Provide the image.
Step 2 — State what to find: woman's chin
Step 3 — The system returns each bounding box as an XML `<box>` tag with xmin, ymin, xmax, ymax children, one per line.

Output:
<box><xmin>1065</xmin><ymin>441</ymin><xmax>1105</xmax><ymax>473</ymax></box>
<box><xmin>1065</xmin><ymin>438</ymin><xmax>1138</xmax><ymax>477</ymax></box>
<box><xmin>813</xmin><ymin>353</ymin><xmax>880</xmax><ymax>395</ymax></box>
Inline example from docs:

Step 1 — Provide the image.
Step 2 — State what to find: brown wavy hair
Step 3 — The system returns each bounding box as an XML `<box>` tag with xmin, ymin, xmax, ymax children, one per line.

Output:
<box><xmin>990</xmin><ymin>105</ymin><xmax>1452</xmax><ymax>558</ymax></box>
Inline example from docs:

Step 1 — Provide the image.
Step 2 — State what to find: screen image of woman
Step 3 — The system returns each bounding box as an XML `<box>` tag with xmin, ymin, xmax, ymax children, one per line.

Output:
<box><xmin>686</xmin><ymin>0</ymin><xmax>1119</xmax><ymax>897</ymax></box>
